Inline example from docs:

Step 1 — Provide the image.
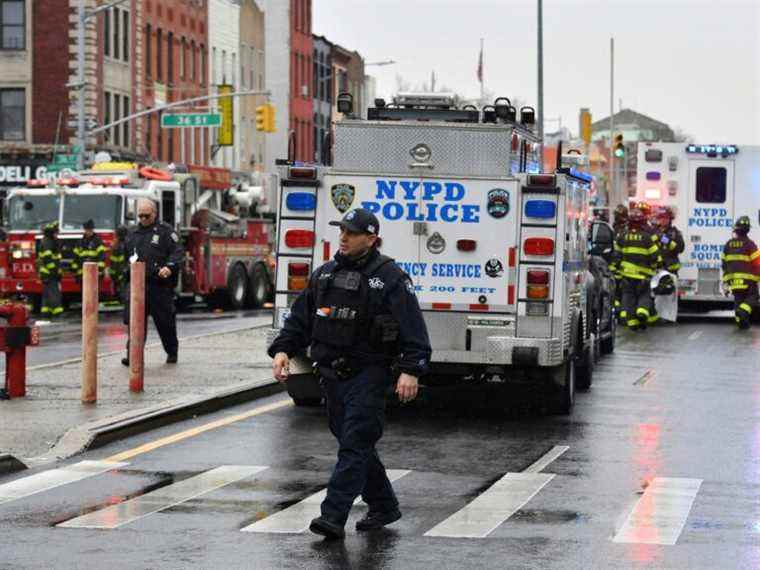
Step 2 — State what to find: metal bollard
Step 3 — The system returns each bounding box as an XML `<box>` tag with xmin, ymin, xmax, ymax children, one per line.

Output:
<box><xmin>129</xmin><ymin>261</ymin><xmax>145</xmax><ymax>392</ymax></box>
<box><xmin>81</xmin><ymin>262</ymin><xmax>99</xmax><ymax>403</ymax></box>
<box><xmin>0</xmin><ymin>302</ymin><xmax>39</xmax><ymax>399</ymax></box>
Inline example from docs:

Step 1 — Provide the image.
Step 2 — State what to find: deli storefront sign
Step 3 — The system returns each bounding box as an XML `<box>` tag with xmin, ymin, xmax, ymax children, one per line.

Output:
<box><xmin>0</xmin><ymin>161</ymin><xmax>53</xmax><ymax>188</ymax></box>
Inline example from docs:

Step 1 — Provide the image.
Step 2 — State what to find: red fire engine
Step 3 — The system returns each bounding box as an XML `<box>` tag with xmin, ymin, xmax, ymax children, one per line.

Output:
<box><xmin>0</xmin><ymin>163</ymin><xmax>274</xmax><ymax>312</ymax></box>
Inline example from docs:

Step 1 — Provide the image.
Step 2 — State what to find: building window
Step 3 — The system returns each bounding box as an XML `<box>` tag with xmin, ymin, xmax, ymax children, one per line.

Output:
<box><xmin>156</xmin><ymin>28</ymin><xmax>163</xmax><ymax>81</ymax></box>
<box><xmin>113</xmin><ymin>8</ymin><xmax>120</xmax><ymax>60</ymax></box>
<box><xmin>113</xmin><ymin>94</ymin><xmax>121</xmax><ymax>146</ymax></box>
<box><xmin>145</xmin><ymin>25</ymin><xmax>151</xmax><ymax>77</ymax></box>
<box><xmin>0</xmin><ymin>88</ymin><xmax>24</xmax><ymax>140</ymax></box>
<box><xmin>104</xmin><ymin>92</ymin><xmax>111</xmax><ymax>142</ymax></box>
<box><xmin>123</xmin><ymin>96</ymin><xmax>130</xmax><ymax>148</ymax></box>
<box><xmin>1</xmin><ymin>0</ymin><xmax>24</xmax><ymax>50</ymax></box>
<box><xmin>695</xmin><ymin>167</ymin><xmax>727</xmax><ymax>204</ymax></box>
<box><xmin>180</xmin><ymin>38</ymin><xmax>186</xmax><ymax>80</ymax></box>
<box><xmin>201</xmin><ymin>45</ymin><xmax>207</xmax><ymax>86</ymax></box>
<box><xmin>104</xmin><ymin>8</ymin><xmax>111</xmax><ymax>56</ymax></box>
<box><xmin>167</xmin><ymin>32</ymin><xmax>174</xmax><ymax>84</ymax></box>
<box><xmin>122</xmin><ymin>10</ymin><xmax>129</xmax><ymax>62</ymax></box>
<box><xmin>191</xmin><ymin>40</ymin><xmax>196</xmax><ymax>81</ymax></box>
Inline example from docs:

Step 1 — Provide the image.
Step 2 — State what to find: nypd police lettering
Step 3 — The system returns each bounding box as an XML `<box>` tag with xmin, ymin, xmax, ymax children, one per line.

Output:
<box><xmin>688</xmin><ymin>208</ymin><xmax>732</xmax><ymax>228</ymax></box>
<box><xmin>362</xmin><ymin>179</ymin><xmax>480</xmax><ymax>223</ymax></box>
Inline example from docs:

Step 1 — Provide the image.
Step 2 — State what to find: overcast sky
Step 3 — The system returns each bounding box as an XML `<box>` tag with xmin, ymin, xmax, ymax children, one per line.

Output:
<box><xmin>314</xmin><ymin>0</ymin><xmax>759</xmax><ymax>144</ymax></box>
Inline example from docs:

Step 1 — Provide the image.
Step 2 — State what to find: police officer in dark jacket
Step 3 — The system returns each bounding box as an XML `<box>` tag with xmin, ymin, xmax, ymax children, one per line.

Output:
<box><xmin>121</xmin><ymin>199</ymin><xmax>183</xmax><ymax>365</ymax></box>
<box><xmin>269</xmin><ymin>208</ymin><xmax>432</xmax><ymax>540</ymax></box>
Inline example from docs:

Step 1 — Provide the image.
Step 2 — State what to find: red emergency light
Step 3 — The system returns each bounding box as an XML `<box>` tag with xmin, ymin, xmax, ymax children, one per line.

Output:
<box><xmin>524</xmin><ymin>237</ymin><xmax>554</xmax><ymax>256</ymax></box>
<box><xmin>285</xmin><ymin>229</ymin><xmax>316</xmax><ymax>249</ymax></box>
<box><xmin>457</xmin><ymin>239</ymin><xmax>477</xmax><ymax>252</ymax></box>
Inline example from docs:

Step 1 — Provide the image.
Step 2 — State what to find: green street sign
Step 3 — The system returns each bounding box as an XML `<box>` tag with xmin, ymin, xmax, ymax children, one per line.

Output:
<box><xmin>161</xmin><ymin>113</ymin><xmax>222</xmax><ymax>128</ymax></box>
<box><xmin>53</xmin><ymin>154</ymin><xmax>78</xmax><ymax>166</ymax></box>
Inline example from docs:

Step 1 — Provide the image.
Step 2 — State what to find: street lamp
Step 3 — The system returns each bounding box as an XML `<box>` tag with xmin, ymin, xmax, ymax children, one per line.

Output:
<box><xmin>74</xmin><ymin>0</ymin><xmax>131</xmax><ymax>170</ymax></box>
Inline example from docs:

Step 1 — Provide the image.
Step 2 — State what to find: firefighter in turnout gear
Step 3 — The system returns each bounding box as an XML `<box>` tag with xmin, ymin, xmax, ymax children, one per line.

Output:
<box><xmin>269</xmin><ymin>208</ymin><xmax>432</xmax><ymax>540</ymax></box>
<box><xmin>610</xmin><ymin>204</ymin><xmax>628</xmax><ymax>322</ymax></box>
<box><xmin>72</xmin><ymin>219</ymin><xmax>106</xmax><ymax>281</ymax></box>
<box><xmin>721</xmin><ymin>216</ymin><xmax>759</xmax><ymax>329</ymax></box>
<box><xmin>654</xmin><ymin>206</ymin><xmax>685</xmax><ymax>275</ymax></box>
<box><xmin>36</xmin><ymin>222</ymin><xmax>64</xmax><ymax>317</ymax></box>
<box><xmin>615</xmin><ymin>206</ymin><xmax>662</xmax><ymax>330</ymax></box>
<box><xmin>109</xmin><ymin>225</ymin><xmax>129</xmax><ymax>304</ymax></box>
<box><xmin>121</xmin><ymin>200</ymin><xmax>183</xmax><ymax>365</ymax></box>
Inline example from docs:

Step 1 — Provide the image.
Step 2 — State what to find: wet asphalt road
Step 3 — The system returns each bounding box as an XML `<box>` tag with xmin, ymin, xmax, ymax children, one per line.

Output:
<box><xmin>12</xmin><ymin>307</ymin><xmax>272</xmax><ymax>369</ymax></box>
<box><xmin>0</xmin><ymin>318</ymin><xmax>758</xmax><ymax>569</ymax></box>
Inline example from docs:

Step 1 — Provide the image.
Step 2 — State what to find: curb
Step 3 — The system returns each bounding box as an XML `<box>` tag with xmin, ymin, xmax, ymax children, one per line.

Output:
<box><xmin>15</xmin><ymin>377</ymin><xmax>285</xmax><ymax>472</ymax></box>
<box><xmin>0</xmin><ymin>453</ymin><xmax>27</xmax><ymax>476</ymax></box>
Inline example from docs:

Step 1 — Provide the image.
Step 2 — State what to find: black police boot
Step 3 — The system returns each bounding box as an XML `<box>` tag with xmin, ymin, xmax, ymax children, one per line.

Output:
<box><xmin>166</xmin><ymin>353</ymin><xmax>178</xmax><ymax>364</ymax></box>
<box><xmin>121</xmin><ymin>357</ymin><xmax>129</xmax><ymax>367</ymax></box>
<box><xmin>355</xmin><ymin>508</ymin><xmax>402</xmax><ymax>531</ymax></box>
<box><xmin>309</xmin><ymin>516</ymin><xmax>345</xmax><ymax>539</ymax></box>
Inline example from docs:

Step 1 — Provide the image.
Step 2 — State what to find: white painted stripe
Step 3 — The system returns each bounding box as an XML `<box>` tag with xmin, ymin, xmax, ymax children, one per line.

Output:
<box><xmin>424</xmin><ymin>472</ymin><xmax>555</xmax><ymax>538</ymax></box>
<box><xmin>523</xmin><ymin>446</ymin><xmax>569</xmax><ymax>474</ymax></box>
<box><xmin>688</xmin><ymin>330</ymin><xmax>703</xmax><ymax>341</ymax></box>
<box><xmin>242</xmin><ymin>469</ymin><xmax>411</xmax><ymax>534</ymax></box>
<box><xmin>613</xmin><ymin>477</ymin><xmax>702</xmax><ymax>545</ymax></box>
<box><xmin>0</xmin><ymin>461</ymin><xmax>128</xmax><ymax>506</ymax></box>
<box><xmin>59</xmin><ymin>465</ymin><xmax>267</xmax><ymax>529</ymax></box>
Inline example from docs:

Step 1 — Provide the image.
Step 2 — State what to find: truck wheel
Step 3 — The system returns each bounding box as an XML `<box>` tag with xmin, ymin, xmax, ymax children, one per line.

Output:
<box><xmin>600</xmin><ymin>315</ymin><xmax>616</xmax><ymax>355</ymax></box>
<box><xmin>576</xmin><ymin>345</ymin><xmax>594</xmax><ymax>391</ymax></box>
<box><xmin>246</xmin><ymin>263</ymin><xmax>270</xmax><ymax>308</ymax></box>
<box><xmin>548</xmin><ymin>357</ymin><xmax>576</xmax><ymax>415</ymax></box>
<box><xmin>226</xmin><ymin>264</ymin><xmax>248</xmax><ymax>310</ymax></box>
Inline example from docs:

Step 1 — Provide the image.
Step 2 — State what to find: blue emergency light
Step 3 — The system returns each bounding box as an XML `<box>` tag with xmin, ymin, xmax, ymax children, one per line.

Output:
<box><xmin>525</xmin><ymin>200</ymin><xmax>556</xmax><ymax>219</ymax></box>
<box><xmin>646</xmin><ymin>172</ymin><xmax>661</xmax><ymax>181</ymax></box>
<box><xmin>686</xmin><ymin>144</ymin><xmax>739</xmax><ymax>155</ymax></box>
<box><xmin>286</xmin><ymin>192</ymin><xmax>316</xmax><ymax>211</ymax></box>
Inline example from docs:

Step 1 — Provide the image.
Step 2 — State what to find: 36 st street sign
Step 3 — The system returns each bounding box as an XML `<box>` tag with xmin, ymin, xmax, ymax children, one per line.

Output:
<box><xmin>161</xmin><ymin>113</ymin><xmax>222</xmax><ymax>128</ymax></box>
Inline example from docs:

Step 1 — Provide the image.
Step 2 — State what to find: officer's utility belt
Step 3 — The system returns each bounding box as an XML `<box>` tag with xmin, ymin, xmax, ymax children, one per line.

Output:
<box><xmin>317</xmin><ymin>358</ymin><xmax>360</xmax><ymax>382</ymax></box>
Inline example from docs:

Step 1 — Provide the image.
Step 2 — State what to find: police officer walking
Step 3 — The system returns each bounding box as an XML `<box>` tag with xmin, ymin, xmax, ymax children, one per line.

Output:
<box><xmin>121</xmin><ymin>199</ymin><xmax>183</xmax><ymax>365</ymax></box>
<box><xmin>721</xmin><ymin>216</ymin><xmax>759</xmax><ymax>329</ymax></box>
<box><xmin>109</xmin><ymin>225</ymin><xmax>129</xmax><ymax>304</ymax></box>
<box><xmin>72</xmin><ymin>219</ymin><xmax>106</xmax><ymax>281</ymax></box>
<box><xmin>614</xmin><ymin>206</ymin><xmax>662</xmax><ymax>330</ymax></box>
<box><xmin>269</xmin><ymin>208</ymin><xmax>431</xmax><ymax>540</ymax></box>
<box><xmin>36</xmin><ymin>222</ymin><xmax>64</xmax><ymax>317</ymax></box>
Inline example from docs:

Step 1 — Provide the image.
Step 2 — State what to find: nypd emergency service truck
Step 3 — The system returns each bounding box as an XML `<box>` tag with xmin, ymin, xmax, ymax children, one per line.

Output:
<box><xmin>271</xmin><ymin>93</ymin><xmax>611</xmax><ymax>414</ymax></box>
<box><xmin>635</xmin><ymin>142</ymin><xmax>760</xmax><ymax>309</ymax></box>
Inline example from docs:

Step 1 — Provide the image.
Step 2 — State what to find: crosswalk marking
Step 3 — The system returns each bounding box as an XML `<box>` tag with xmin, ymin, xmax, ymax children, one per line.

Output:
<box><xmin>241</xmin><ymin>469</ymin><xmax>411</xmax><ymax>534</ymax></box>
<box><xmin>424</xmin><ymin>472</ymin><xmax>555</xmax><ymax>538</ymax></box>
<box><xmin>59</xmin><ymin>465</ymin><xmax>267</xmax><ymax>529</ymax></box>
<box><xmin>524</xmin><ymin>446</ymin><xmax>569</xmax><ymax>473</ymax></box>
<box><xmin>613</xmin><ymin>477</ymin><xmax>702</xmax><ymax>545</ymax></box>
<box><xmin>0</xmin><ymin>461</ymin><xmax>128</xmax><ymax>506</ymax></box>
<box><xmin>688</xmin><ymin>330</ymin><xmax>703</xmax><ymax>341</ymax></box>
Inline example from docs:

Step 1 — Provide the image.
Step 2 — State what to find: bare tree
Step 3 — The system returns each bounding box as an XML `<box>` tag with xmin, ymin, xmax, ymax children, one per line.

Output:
<box><xmin>672</xmin><ymin>126</ymin><xmax>695</xmax><ymax>143</ymax></box>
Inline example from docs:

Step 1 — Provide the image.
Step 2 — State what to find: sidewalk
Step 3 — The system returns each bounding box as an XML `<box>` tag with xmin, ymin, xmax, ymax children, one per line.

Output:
<box><xmin>0</xmin><ymin>318</ymin><xmax>281</xmax><ymax>472</ymax></box>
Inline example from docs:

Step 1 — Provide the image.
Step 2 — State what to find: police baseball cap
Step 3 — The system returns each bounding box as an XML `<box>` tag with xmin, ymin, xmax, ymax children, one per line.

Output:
<box><xmin>83</xmin><ymin>219</ymin><xmax>95</xmax><ymax>230</ymax></box>
<box><xmin>329</xmin><ymin>208</ymin><xmax>380</xmax><ymax>235</ymax></box>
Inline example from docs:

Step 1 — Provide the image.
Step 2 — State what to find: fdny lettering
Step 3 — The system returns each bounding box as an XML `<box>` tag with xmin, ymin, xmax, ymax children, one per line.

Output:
<box><xmin>361</xmin><ymin>179</ymin><xmax>480</xmax><ymax>223</ymax></box>
<box><xmin>688</xmin><ymin>208</ymin><xmax>732</xmax><ymax>228</ymax></box>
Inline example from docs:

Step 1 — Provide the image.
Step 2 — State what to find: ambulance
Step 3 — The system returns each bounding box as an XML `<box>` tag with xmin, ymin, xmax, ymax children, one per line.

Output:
<box><xmin>635</xmin><ymin>142</ymin><xmax>760</xmax><ymax>309</ymax></box>
<box><xmin>270</xmin><ymin>93</ymin><xmax>615</xmax><ymax>414</ymax></box>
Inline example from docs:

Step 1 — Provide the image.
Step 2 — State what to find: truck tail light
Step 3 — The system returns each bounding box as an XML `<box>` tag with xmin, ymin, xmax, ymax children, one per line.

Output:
<box><xmin>457</xmin><ymin>239</ymin><xmax>477</xmax><ymax>252</ymax></box>
<box><xmin>285</xmin><ymin>229</ymin><xmax>315</xmax><ymax>248</ymax></box>
<box><xmin>285</xmin><ymin>192</ymin><xmax>316</xmax><ymax>211</ymax></box>
<box><xmin>527</xmin><ymin>270</ymin><xmax>549</xmax><ymax>285</ymax></box>
<box><xmin>10</xmin><ymin>242</ymin><xmax>35</xmax><ymax>259</ymax></box>
<box><xmin>527</xmin><ymin>174</ymin><xmax>556</xmax><ymax>186</ymax></box>
<box><xmin>288</xmin><ymin>166</ymin><xmax>317</xmax><ymax>179</ymax></box>
<box><xmin>527</xmin><ymin>285</ymin><xmax>549</xmax><ymax>299</ymax></box>
<box><xmin>524</xmin><ymin>237</ymin><xmax>554</xmax><ymax>256</ymax></box>
<box><xmin>288</xmin><ymin>262</ymin><xmax>310</xmax><ymax>291</ymax></box>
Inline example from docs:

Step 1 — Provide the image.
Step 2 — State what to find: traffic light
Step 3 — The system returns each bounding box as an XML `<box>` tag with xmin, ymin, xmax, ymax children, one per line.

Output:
<box><xmin>613</xmin><ymin>133</ymin><xmax>625</xmax><ymax>158</ymax></box>
<box><xmin>580</xmin><ymin>109</ymin><xmax>592</xmax><ymax>145</ymax></box>
<box><xmin>255</xmin><ymin>104</ymin><xmax>276</xmax><ymax>133</ymax></box>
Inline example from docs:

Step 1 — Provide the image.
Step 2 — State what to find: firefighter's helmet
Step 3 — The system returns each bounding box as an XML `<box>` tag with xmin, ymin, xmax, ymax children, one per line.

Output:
<box><xmin>613</xmin><ymin>204</ymin><xmax>628</xmax><ymax>221</ymax></box>
<box><xmin>734</xmin><ymin>216</ymin><xmax>751</xmax><ymax>233</ymax></box>
<box><xmin>634</xmin><ymin>201</ymin><xmax>652</xmax><ymax>217</ymax></box>
<box><xmin>628</xmin><ymin>207</ymin><xmax>646</xmax><ymax>225</ymax></box>
<box><xmin>43</xmin><ymin>221</ymin><xmax>59</xmax><ymax>236</ymax></box>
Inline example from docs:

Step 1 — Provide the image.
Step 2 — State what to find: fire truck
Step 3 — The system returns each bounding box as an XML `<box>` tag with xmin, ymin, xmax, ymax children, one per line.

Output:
<box><xmin>635</xmin><ymin>142</ymin><xmax>760</xmax><ymax>310</ymax></box>
<box><xmin>269</xmin><ymin>93</ymin><xmax>615</xmax><ymax>414</ymax></box>
<box><xmin>0</xmin><ymin>163</ymin><xmax>274</xmax><ymax>311</ymax></box>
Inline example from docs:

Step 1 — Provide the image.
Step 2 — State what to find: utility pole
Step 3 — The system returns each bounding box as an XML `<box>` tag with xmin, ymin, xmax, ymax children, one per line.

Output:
<box><xmin>74</xmin><ymin>0</ymin><xmax>131</xmax><ymax>170</ymax></box>
<box><xmin>537</xmin><ymin>0</ymin><xmax>544</xmax><ymax>162</ymax></box>
<box><xmin>608</xmin><ymin>37</ymin><xmax>615</xmax><ymax>207</ymax></box>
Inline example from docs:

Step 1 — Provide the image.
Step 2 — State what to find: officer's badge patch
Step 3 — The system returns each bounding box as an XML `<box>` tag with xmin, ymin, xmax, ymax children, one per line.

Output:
<box><xmin>368</xmin><ymin>277</ymin><xmax>384</xmax><ymax>290</ymax></box>
<box><xmin>151</xmin><ymin>234</ymin><xmax>160</xmax><ymax>245</ymax></box>
<box><xmin>331</xmin><ymin>184</ymin><xmax>355</xmax><ymax>213</ymax></box>
<box><xmin>171</xmin><ymin>232</ymin><xmax>179</xmax><ymax>242</ymax></box>
<box><xmin>426</xmin><ymin>232</ymin><xmax>446</xmax><ymax>254</ymax></box>
<box><xmin>485</xmin><ymin>258</ymin><xmax>504</xmax><ymax>278</ymax></box>
<box><xmin>405</xmin><ymin>281</ymin><xmax>416</xmax><ymax>294</ymax></box>
<box><xmin>487</xmin><ymin>189</ymin><xmax>510</xmax><ymax>219</ymax></box>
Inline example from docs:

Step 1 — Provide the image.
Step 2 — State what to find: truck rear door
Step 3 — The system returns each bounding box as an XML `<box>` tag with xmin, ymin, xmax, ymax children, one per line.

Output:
<box><xmin>687</xmin><ymin>158</ymin><xmax>735</xmax><ymax>294</ymax></box>
<box><xmin>414</xmin><ymin>176</ymin><xmax>519</xmax><ymax>313</ymax></box>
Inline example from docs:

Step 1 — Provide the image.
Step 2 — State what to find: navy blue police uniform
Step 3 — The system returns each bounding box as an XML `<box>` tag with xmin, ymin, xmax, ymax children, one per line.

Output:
<box><xmin>123</xmin><ymin>219</ymin><xmax>183</xmax><ymax>362</ymax></box>
<box><xmin>268</xmin><ymin>208</ymin><xmax>431</xmax><ymax>536</ymax></box>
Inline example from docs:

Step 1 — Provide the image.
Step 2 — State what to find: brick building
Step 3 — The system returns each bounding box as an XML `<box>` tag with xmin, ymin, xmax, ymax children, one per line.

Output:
<box><xmin>312</xmin><ymin>34</ymin><xmax>332</xmax><ymax>164</ymax></box>
<box><xmin>290</xmin><ymin>0</ymin><xmax>313</xmax><ymax>163</ymax></box>
<box><xmin>331</xmin><ymin>44</ymin><xmax>364</xmax><ymax>120</ymax></box>
<box><xmin>240</xmin><ymin>0</ymin><xmax>266</xmax><ymax>172</ymax></box>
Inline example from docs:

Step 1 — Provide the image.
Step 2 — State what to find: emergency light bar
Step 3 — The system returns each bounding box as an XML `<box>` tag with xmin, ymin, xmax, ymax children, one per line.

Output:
<box><xmin>686</xmin><ymin>144</ymin><xmax>738</xmax><ymax>155</ymax></box>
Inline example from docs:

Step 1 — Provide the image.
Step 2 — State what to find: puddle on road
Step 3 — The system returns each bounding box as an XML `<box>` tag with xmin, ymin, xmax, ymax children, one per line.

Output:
<box><xmin>512</xmin><ymin>509</ymin><xmax>591</xmax><ymax>525</ymax></box>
